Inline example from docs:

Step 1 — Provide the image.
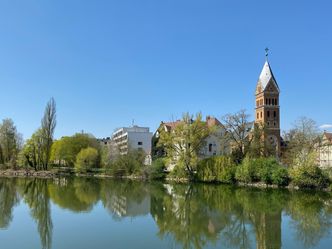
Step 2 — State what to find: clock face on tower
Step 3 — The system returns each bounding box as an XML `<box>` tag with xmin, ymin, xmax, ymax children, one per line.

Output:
<box><xmin>268</xmin><ymin>135</ymin><xmax>277</xmax><ymax>147</ymax></box>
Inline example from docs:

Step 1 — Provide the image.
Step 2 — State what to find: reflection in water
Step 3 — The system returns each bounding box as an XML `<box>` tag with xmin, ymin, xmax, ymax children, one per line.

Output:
<box><xmin>0</xmin><ymin>178</ymin><xmax>19</xmax><ymax>229</ymax></box>
<box><xmin>19</xmin><ymin>178</ymin><xmax>53</xmax><ymax>249</ymax></box>
<box><xmin>0</xmin><ymin>177</ymin><xmax>332</xmax><ymax>249</ymax></box>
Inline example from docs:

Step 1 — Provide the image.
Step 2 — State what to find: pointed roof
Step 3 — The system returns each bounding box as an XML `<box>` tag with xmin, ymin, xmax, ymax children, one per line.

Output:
<box><xmin>256</xmin><ymin>60</ymin><xmax>279</xmax><ymax>93</ymax></box>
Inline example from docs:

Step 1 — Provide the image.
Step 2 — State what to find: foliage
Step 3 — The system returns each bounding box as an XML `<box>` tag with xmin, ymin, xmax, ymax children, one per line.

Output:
<box><xmin>0</xmin><ymin>119</ymin><xmax>22</xmax><ymax>169</ymax></box>
<box><xmin>289</xmin><ymin>151</ymin><xmax>329</xmax><ymax>189</ymax></box>
<box><xmin>235</xmin><ymin>157</ymin><xmax>289</xmax><ymax>186</ymax></box>
<box><xmin>196</xmin><ymin>156</ymin><xmax>236</xmax><ymax>183</ymax></box>
<box><xmin>75</xmin><ymin>147</ymin><xmax>99</xmax><ymax>172</ymax></box>
<box><xmin>146</xmin><ymin>158</ymin><xmax>166</xmax><ymax>180</ymax></box>
<box><xmin>281</xmin><ymin>117</ymin><xmax>319</xmax><ymax>166</ymax></box>
<box><xmin>19</xmin><ymin>129</ymin><xmax>44</xmax><ymax>170</ymax></box>
<box><xmin>158</xmin><ymin>112</ymin><xmax>212</xmax><ymax>177</ymax></box>
<box><xmin>40</xmin><ymin>98</ymin><xmax>57</xmax><ymax>170</ymax></box>
<box><xmin>50</xmin><ymin>133</ymin><xmax>100</xmax><ymax>167</ymax></box>
<box><xmin>107</xmin><ymin>149</ymin><xmax>146</xmax><ymax>177</ymax></box>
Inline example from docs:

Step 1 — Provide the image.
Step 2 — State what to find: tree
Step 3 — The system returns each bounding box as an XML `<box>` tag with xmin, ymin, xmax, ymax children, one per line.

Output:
<box><xmin>75</xmin><ymin>147</ymin><xmax>99</xmax><ymax>172</ymax></box>
<box><xmin>40</xmin><ymin>98</ymin><xmax>56</xmax><ymax>170</ymax></box>
<box><xmin>0</xmin><ymin>119</ymin><xmax>22</xmax><ymax>168</ymax></box>
<box><xmin>19</xmin><ymin>129</ymin><xmax>44</xmax><ymax>170</ymax></box>
<box><xmin>158</xmin><ymin>113</ymin><xmax>211</xmax><ymax>177</ymax></box>
<box><xmin>282</xmin><ymin>117</ymin><xmax>319</xmax><ymax>166</ymax></box>
<box><xmin>50</xmin><ymin>133</ymin><xmax>100</xmax><ymax>167</ymax></box>
<box><xmin>220</xmin><ymin>110</ymin><xmax>252</xmax><ymax>163</ymax></box>
<box><xmin>247</xmin><ymin>123</ymin><xmax>275</xmax><ymax>158</ymax></box>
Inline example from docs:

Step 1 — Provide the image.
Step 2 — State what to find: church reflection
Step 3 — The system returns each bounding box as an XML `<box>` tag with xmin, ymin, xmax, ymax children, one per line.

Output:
<box><xmin>0</xmin><ymin>177</ymin><xmax>331</xmax><ymax>249</ymax></box>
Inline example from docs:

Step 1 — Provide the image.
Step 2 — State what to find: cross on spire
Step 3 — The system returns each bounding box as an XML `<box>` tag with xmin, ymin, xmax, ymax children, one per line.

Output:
<box><xmin>265</xmin><ymin>47</ymin><xmax>269</xmax><ymax>60</ymax></box>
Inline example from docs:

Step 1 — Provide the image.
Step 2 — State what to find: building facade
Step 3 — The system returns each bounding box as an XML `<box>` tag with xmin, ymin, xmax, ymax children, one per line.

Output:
<box><xmin>112</xmin><ymin>126</ymin><xmax>153</xmax><ymax>156</ymax></box>
<box><xmin>255</xmin><ymin>59</ymin><xmax>281</xmax><ymax>155</ymax></box>
<box><xmin>318</xmin><ymin>132</ymin><xmax>332</xmax><ymax>168</ymax></box>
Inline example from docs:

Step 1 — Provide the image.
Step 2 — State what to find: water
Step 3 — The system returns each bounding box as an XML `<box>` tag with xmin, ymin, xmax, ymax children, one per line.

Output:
<box><xmin>0</xmin><ymin>177</ymin><xmax>331</xmax><ymax>249</ymax></box>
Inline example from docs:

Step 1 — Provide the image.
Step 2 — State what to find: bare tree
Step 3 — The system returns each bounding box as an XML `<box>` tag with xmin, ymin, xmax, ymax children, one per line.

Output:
<box><xmin>220</xmin><ymin>110</ymin><xmax>252</xmax><ymax>163</ymax></box>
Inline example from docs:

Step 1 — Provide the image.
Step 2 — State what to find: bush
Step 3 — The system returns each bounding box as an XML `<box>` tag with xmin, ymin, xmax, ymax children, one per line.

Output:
<box><xmin>289</xmin><ymin>151</ymin><xmax>330</xmax><ymax>189</ymax></box>
<box><xmin>75</xmin><ymin>147</ymin><xmax>99</xmax><ymax>172</ymax></box>
<box><xmin>108</xmin><ymin>149</ymin><xmax>146</xmax><ymax>177</ymax></box>
<box><xmin>146</xmin><ymin>158</ymin><xmax>166</xmax><ymax>180</ymax></box>
<box><xmin>197</xmin><ymin>156</ymin><xmax>236</xmax><ymax>183</ymax></box>
<box><xmin>235</xmin><ymin>157</ymin><xmax>289</xmax><ymax>186</ymax></box>
<box><xmin>290</xmin><ymin>165</ymin><xmax>329</xmax><ymax>189</ymax></box>
<box><xmin>271</xmin><ymin>167</ymin><xmax>289</xmax><ymax>186</ymax></box>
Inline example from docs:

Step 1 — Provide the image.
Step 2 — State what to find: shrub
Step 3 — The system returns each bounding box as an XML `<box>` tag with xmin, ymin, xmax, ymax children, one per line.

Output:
<box><xmin>146</xmin><ymin>158</ymin><xmax>166</xmax><ymax>180</ymax></box>
<box><xmin>75</xmin><ymin>147</ymin><xmax>99</xmax><ymax>172</ymax></box>
<box><xmin>235</xmin><ymin>157</ymin><xmax>257</xmax><ymax>183</ymax></box>
<box><xmin>290</xmin><ymin>165</ymin><xmax>329</xmax><ymax>189</ymax></box>
<box><xmin>197</xmin><ymin>156</ymin><xmax>236</xmax><ymax>183</ymax></box>
<box><xmin>271</xmin><ymin>167</ymin><xmax>289</xmax><ymax>186</ymax></box>
<box><xmin>235</xmin><ymin>157</ymin><xmax>289</xmax><ymax>186</ymax></box>
<box><xmin>289</xmin><ymin>151</ymin><xmax>330</xmax><ymax>189</ymax></box>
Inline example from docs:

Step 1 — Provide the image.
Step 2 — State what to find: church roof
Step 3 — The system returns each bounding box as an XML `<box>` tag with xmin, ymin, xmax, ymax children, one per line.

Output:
<box><xmin>256</xmin><ymin>60</ymin><xmax>280</xmax><ymax>93</ymax></box>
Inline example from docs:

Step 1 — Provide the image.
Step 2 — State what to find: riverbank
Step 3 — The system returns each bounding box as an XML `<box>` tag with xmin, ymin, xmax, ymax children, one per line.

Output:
<box><xmin>1</xmin><ymin>169</ymin><xmax>331</xmax><ymax>192</ymax></box>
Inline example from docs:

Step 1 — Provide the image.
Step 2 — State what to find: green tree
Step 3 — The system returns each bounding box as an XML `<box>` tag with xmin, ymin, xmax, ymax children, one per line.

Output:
<box><xmin>75</xmin><ymin>147</ymin><xmax>99</xmax><ymax>172</ymax></box>
<box><xmin>0</xmin><ymin>118</ymin><xmax>22</xmax><ymax>168</ymax></box>
<box><xmin>50</xmin><ymin>133</ymin><xmax>100</xmax><ymax>167</ymax></box>
<box><xmin>19</xmin><ymin>129</ymin><xmax>44</xmax><ymax>170</ymax></box>
<box><xmin>158</xmin><ymin>112</ymin><xmax>211</xmax><ymax>177</ymax></box>
<box><xmin>40</xmin><ymin>98</ymin><xmax>56</xmax><ymax>170</ymax></box>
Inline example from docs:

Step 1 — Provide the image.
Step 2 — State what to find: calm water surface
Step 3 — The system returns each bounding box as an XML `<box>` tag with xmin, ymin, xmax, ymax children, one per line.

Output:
<box><xmin>0</xmin><ymin>177</ymin><xmax>332</xmax><ymax>249</ymax></box>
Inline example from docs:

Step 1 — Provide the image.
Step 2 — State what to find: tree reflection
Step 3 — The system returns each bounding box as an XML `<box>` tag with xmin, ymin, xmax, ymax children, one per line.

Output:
<box><xmin>19</xmin><ymin>178</ymin><xmax>52</xmax><ymax>249</ymax></box>
<box><xmin>48</xmin><ymin>177</ymin><xmax>98</xmax><ymax>212</ymax></box>
<box><xmin>0</xmin><ymin>178</ymin><xmax>19</xmax><ymax>229</ymax></box>
<box><xmin>1</xmin><ymin>177</ymin><xmax>332</xmax><ymax>249</ymax></box>
<box><xmin>286</xmin><ymin>191</ymin><xmax>332</xmax><ymax>248</ymax></box>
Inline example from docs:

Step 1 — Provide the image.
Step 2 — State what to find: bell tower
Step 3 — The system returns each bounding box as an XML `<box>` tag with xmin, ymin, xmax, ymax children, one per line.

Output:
<box><xmin>255</xmin><ymin>49</ymin><xmax>280</xmax><ymax>155</ymax></box>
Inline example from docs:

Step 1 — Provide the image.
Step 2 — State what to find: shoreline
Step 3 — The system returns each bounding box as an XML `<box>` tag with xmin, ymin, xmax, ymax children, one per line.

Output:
<box><xmin>0</xmin><ymin>169</ymin><xmax>329</xmax><ymax>192</ymax></box>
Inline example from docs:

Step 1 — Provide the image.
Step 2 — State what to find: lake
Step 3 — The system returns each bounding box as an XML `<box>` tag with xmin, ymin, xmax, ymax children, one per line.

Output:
<box><xmin>0</xmin><ymin>177</ymin><xmax>331</xmax><ymax>249</ymax></box>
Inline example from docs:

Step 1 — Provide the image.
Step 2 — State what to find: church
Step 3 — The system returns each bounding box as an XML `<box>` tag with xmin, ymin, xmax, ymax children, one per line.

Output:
<box><xmin>254</xmin><ymin>53</ymin><xmax>281</xmax><ymax>156</ymax></box>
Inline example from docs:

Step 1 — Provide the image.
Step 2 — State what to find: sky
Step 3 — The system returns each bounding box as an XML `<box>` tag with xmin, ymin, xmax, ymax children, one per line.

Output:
<box><xmin>0</xmin><ymin>0</ymin><xmax>331</xmax><ymax>140</ymax></box>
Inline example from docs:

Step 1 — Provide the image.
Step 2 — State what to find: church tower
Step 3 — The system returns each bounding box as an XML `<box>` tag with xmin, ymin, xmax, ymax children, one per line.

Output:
<box><xmin>255</xmin><ymin>50</ymin><xmax>280</xmax><ymax>155</ymax></box>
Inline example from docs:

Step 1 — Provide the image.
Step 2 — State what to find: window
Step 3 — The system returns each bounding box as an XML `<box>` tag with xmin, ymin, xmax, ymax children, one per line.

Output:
<box><xmin>260</xmin><ymin>99</ymin><xmax>263</xmax><ymax>106</ymax></box>
<box><xmin>260</xmin><ymin>112</ymin><xmax>262</xmax><ymax>118</ymax></box>
<box><xmin>265</xmin><ymin>99</ymin><xmax>267</xmax><ymax>105</ymax></box>
<box><xmin>268</xmin><ymin>99</ymin><xmax>271</xmax><ymax>105</ymax></box>
<box><xmin>275</xmin><ymin>99</ymin><xmax>278</xmax><ymax>105</ymax></box>
<box><xmin>138</xmin><ymin>142</ymin><xmax>143</xmax><ymax>146</ymax></box>
<box><xmin>272</xmin><ymin>99</ymin><xmax>275</xmax><ymax>105</ymax></box>
<box><xmin>256</xmin><ymin>100</ymin><xmax>259</xmax><ymax>107</ymax></box>
<box><xmin>267</xmin><ymin>121</ymin><xmax>270</xmax><ymax>126</ymax></box>
<box><xmin>257</xmin><ymin>113</ymin><xmax>259</xmax><ymax>119</ymax></box>
<box><xmin>267</xmin><ymin>111</ymin><xmax>270</xmax><ymax>118</ymax></box>
<box><xmin>274</xmin><ymin>121</ymin><xmax>276</xmax><ymax>127</ymax></box>
<box><xmin>274</xmin><ymin>111</ymin><xmax>276</xmax><ymax>118</ymax></box>
<box><xmin>209</xmin><ymin>144</ymin><xmax>213</xmax><ymax>152</ymax></box>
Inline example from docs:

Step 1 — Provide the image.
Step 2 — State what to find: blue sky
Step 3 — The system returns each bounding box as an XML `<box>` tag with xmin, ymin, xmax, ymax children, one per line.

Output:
<box><xmin>0</xmin><ymin>0</ymin><xmax>331</xmax><ymax>139</ymax></box>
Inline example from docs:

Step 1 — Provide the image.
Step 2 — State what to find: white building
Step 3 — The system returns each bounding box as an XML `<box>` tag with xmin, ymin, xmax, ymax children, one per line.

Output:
<box><xmin>318</xmin><ymin>132</ymin><xmax>332</xmax><ymax>168</ymax></box>
<box><xmin>112</xmin><ymin>126</ymin><xmax>153</xmax><ymax>156</ymax></box>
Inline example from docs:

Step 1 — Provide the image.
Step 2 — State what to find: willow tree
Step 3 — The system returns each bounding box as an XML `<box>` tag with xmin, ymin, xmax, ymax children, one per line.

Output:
<box><xmin>158</xmin><ymin>113</ymin><xmax>211</xmax><ymax>177</ymax></box>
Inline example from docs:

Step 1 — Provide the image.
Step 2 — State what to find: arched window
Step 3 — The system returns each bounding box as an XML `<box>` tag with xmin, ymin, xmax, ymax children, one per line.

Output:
<box><xmin>272</xmin><ymin>99</ymin><xmax>275</xmax><ymax>105</ymax></box>
<box><xmin>256</xmin><ymin>100</ymin><xmax>259</xmax><ymax>107</ymax></box>
<box><xmin>275</xmin><ymin>99</ymin><xmax>278</xmax><ymax>105</ymax></box>
<box><xmin>260</xmin><ymin>112</ymin><xmax>262</xmax><ymax>118</ymax></box>
<box><xmin>274</xmin><ymin>111</ymin><xmax>277</xmax><ymax>118</ymax></box>
<box><xmin>265</xmin><ymin>99</ymin><xmax>267</xmax><ymax>105</ymax></box>
<box><xmin>260</xmin><ymin>99</ymin><xmax>263</xmax><ymax>106</ymax></box>
<box><xmin>267</xmin><ymin>111</ymin><xmax>270</xmax><ymax>118</ymax></box>
<box><xmin>257</xmin><ymin>112</ymin><xmax>259</xmax><ymax>119</ymax></box>
<box><xmin>268</xmin><ymin>99</ymin><xmax>271</xmax><ymax>105</ymax></box>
